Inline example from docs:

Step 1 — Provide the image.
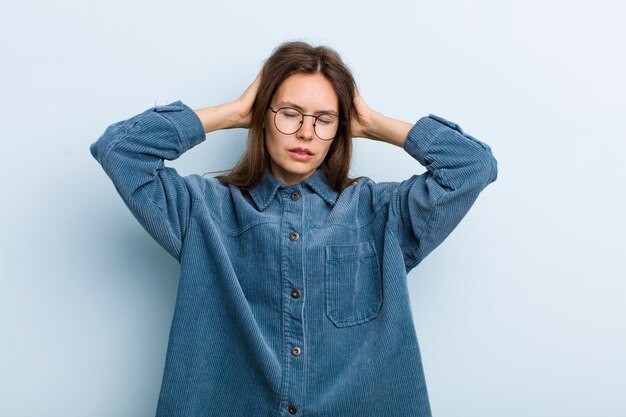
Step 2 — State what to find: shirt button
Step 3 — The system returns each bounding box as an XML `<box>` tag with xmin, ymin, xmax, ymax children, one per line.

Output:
<box><xmin>291</xmin><ymin>288</ymin><xmax>300</xmax><ymax>299</ymax></box>
<box><xmin>291</xmin><ymin>346</ymin><xmax>301</xmax><ymax>356</ymax></box>
<box><xmin>288</xmin><ymin>404</ymin><xmax>298</xmax><ymax>414</ymax></box>
<box><xmin>289</xmin><ymin>231</ymin><xmax>299</xmax><ymax>241</ymax></box>
<box><xmin>290</xmin><ymin>191</ymin><xmax>300</xmax><ymax>201</ymax></box>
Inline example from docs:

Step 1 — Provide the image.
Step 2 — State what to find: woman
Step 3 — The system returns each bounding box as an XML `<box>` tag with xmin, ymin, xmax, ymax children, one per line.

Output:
<box><xmin>90</xmin><ymin>41</ymin><xmax>497</xmax><ymax>417</ymax></box>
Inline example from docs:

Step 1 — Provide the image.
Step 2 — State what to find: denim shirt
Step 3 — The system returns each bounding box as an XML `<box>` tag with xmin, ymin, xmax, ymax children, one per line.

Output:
<box><xmin>90</xmin><ymin>100</ymin><xmax>497</xmax><ymax>417</ymax></box>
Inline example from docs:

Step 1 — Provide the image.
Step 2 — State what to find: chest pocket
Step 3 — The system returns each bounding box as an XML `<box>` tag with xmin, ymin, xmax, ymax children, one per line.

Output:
<box><xmin>324</xmin><ymin>241</ymin><xmax>383</xmax><ymax>328</ymax></box>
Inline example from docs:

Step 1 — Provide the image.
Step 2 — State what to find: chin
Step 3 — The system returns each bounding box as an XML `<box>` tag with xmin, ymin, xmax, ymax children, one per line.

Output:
<box><xmin>285</xmin><ymin>160</ymin><xmax>317</xmax><ymax>173</ymax></box>
<box><xmin>272</xmin><ymin>157</ymin><xmax>321</xmax><ymax>183</ymax></box>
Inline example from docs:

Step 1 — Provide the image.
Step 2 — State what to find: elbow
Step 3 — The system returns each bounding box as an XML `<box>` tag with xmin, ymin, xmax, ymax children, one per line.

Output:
<box><xmin>483</xmin><ymin>153</ymin><xmax>498</xmax><ymax>185</ymax></box>
<box><xmin>470</xmin><ymin>152</ymin><xmax>498</xmax><ymax>191</ymax></box>
<box><xmin>458</xmin><ymin>155</ymin><xmax>498</xmax><ymax>191</ymax></box>
<box><xmin>464</xmin><ymin>131</ymin><xmax>498</xmax><ymax>186</ymax></box>
<box><xmin>459</xmin><ymin>153</ymin><xmax>498</xmax><ymax>190</ymax></box>
<box><xmin>89</xmin><ymin>133</ymin><xmax>112</xmax><ymax>165</ymax></box>
<box><xmin>89</xmin><ymin>121</ymin><xmax>124</xmax><ymax>164</ymax></box>
<box><xmin>89</xmin><ymin>140</ymin><xmax>100</xmax><ymax>161</ymax></box>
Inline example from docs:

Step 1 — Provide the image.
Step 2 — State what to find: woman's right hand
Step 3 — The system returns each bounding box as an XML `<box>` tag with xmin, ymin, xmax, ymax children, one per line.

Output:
<box><xmin>232</xmin><ymin>72</ymin><xmax>262</xmax><ymax>129</ymax></box>
<box><xmin>194</xmin><ymin>72</ymin><xmax>262</xmax><ymax>133</ymax></box>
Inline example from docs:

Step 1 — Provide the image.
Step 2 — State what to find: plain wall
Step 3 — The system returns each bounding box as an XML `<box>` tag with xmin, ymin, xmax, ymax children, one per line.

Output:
<box><xmin>1</xmin><ymin>0</ymin><xmax>625</xmax><ymax>416</ymax></box>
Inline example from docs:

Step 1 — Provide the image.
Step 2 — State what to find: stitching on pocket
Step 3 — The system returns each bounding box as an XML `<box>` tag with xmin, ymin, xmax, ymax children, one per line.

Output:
<box><xmin>324</xmin><ymin>241</ymin><xmax>382</xmax><ymax>328</ymax></box>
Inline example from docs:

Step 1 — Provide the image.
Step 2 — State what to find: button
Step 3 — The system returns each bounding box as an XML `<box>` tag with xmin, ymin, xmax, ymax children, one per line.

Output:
<box><xmin>291</xmin><ymin>346</ymin><xmax>301</xmax><ymax>356</ymax></box>
<box><xmin>154</xmin><ymin>103</ymin><xmax>183</xmax><ymax>112</ymax></box>
<box><xmin>288</xmin><ymin>404</ymin><xmax>298</xmax><ymax>414</ymax></box>
<box><xmin>291</xmin><ymin>288</ymin><xmax>300</xmax><ymax>299</ymax></box>
<box><xmin>428</xmin><ymin>113</ymin><xmax>461</xmax><ymax>131</ymax></box>
<box><xmin>289</xmin><ymin>231</ymin><xmax>299</xmax><ymax>241</ymax></box>
<box><xmin>290</xmin><ymin>191</ymin><xmax>300</xmax><ymax>201</ymax></box>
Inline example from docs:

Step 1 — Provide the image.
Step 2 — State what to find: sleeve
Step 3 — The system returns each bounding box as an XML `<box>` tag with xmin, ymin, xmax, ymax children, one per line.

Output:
<box><xmin>377</xmin><ymin>114</ymin><xmax>498</xmax><ymax>273</ymax></box>
<box><xmin>89</xmin><ymin>100</ymin><xmax>207</xmax><ymax>262</ymax></box>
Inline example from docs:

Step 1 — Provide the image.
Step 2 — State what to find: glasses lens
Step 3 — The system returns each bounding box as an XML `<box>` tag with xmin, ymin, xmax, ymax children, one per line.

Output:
<box><xmin>275</xmin><ymin>108</ymin><xmax>339</xmax><ymax>140</ymax></box>
<box><xmin>275</xmin><ymin>108</ymin><xmax>302</xmax><ymax>135</ymax></box>
<box><xmin>314</xmin><ymin>114</ymin><xmax>339</xmax><ymax>140</ymax></box>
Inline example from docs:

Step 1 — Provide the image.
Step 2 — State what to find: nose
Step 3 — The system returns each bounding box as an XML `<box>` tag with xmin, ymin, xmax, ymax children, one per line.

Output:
<box><xmin>297</xmin><ymin>115</ymin><xmax>315</xmax><ymax>140</ymax></box>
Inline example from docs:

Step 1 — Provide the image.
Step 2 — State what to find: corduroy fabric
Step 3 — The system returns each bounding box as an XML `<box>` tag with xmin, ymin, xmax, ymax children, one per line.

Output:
<box><xmin>90</xmin><ymin>100</ymin><xmax>497</xmax><ymax>417</ymax></box>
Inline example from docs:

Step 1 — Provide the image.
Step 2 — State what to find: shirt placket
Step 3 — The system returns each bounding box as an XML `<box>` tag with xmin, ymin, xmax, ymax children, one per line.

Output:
<box><xmin>277</xmin><ymin>185</ymin><xmax>306</xmax><ymax>416</ymax></box>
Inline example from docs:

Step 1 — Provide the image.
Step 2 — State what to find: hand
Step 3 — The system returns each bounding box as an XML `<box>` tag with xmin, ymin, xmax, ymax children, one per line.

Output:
<box><xmin>232</xmin><ymin>72</ymin><xmax>262</xmax><ymax>129</ymax></box>
<box><xmin>350</xmin><ymin>88</ymin><xmax>410</xmax><ymax>147</ymax></box>
<box><xmin>350</xmin><ymin>87</ymin><xmax>376</xmax><ymax>139</ymax></box>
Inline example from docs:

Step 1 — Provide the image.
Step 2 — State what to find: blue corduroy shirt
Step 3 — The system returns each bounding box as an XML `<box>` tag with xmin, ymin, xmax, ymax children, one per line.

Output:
<box><xmin>90</xmin><ymin>100</ymin><xmax>497</xmax><ymax>417</ymax></box>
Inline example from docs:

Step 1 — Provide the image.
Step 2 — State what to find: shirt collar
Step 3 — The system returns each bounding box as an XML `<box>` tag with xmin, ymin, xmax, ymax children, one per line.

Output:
<box><xmin>248</xmin><ymin>169</ymin><xmax>339</xmax><ymax>211</ymax></box>
<box><xmin>304</xmin><ymin>169</ymin><xmax>339</xmax><ymax>206</ymax></box>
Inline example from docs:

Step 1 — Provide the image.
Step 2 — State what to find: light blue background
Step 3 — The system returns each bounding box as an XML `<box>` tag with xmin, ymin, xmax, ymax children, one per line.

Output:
<box><xmin>1</xmin><ymin>1</ymin><xmax>625</xmax><ymax>416</ymax></box>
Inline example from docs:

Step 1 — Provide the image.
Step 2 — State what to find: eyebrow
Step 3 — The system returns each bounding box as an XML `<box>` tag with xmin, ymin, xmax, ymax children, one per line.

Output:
<box><xmin>275</xmin><ymin>101</ymin><xmax>338</xmax><ymax>116</ymax></box>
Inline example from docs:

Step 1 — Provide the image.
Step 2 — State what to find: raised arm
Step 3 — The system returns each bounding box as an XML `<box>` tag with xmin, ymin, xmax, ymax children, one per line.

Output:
<box><xmin>353</xmin><ymin>89</ymin><xmax>498</xmax><ymax>272</ymax></box>
<box><xmin>89</xmin><ymin>74</ymin><xmax>261</xmax><ymax>261</ymax></box>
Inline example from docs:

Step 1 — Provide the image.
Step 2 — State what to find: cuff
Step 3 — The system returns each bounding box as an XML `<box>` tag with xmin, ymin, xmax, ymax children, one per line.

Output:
<box><xmin>153</xmin><ymin>100</ymin><xmax>206</xmax><ymax>151</ymax></box>
<box><xmin>402</xmin><ymin>115</ymin><xmax>449</xmax><ymax>165</ymax></box>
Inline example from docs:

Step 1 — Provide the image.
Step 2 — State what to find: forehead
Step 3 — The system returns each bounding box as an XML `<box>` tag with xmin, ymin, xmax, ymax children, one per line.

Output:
<box><xmin>273</xmin><ymin>73</ymin><xmax>339</xmax><ymax>112</ymax></box>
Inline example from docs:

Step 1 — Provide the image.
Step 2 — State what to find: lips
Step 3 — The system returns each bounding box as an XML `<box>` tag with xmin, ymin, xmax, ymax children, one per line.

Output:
<box><xmin>288</xmin><ymin>147</ymin><xmax>313</xmax><ymax>155</ymax></box>
<box><xmin>287</xmin><ymin>147</ymin><xmax>314</xmax><ymax>162</ymax></box>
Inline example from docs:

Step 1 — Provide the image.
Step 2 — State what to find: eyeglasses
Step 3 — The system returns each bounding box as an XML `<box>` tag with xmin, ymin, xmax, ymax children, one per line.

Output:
<box><xmin>269</xmin><ymin>106</ymin><xmax>342</xmax><ymax>141</ymax></box>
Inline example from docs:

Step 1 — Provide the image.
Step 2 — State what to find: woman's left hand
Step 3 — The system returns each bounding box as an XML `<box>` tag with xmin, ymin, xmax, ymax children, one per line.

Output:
<box><xmin>350</xmin><ymin>87</ymin><xmax>411</xmax><ymax>147</ymax></box>
<box><xmin>350</xmin><ymin>87</ymin><xmax>377</xmax><ymax>139</ymax></box>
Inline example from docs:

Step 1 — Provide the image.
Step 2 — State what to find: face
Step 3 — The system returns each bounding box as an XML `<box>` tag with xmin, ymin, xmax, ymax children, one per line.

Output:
<box><xmin>264</xmin><ymin>72</ymin><xmax>339</xmax><ymax>185</ymax></box>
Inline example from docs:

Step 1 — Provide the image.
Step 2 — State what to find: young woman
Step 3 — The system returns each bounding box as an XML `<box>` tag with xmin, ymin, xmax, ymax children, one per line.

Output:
<box><xmin>90</xmin><ymin>41</ymin><xmax>498</xmax><ymax>417</ymax></box>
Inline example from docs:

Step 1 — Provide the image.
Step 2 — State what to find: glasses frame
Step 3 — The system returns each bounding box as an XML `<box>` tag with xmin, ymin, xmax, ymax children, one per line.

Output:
<box><xmin>269</xmin><ymin>105</ymin><xmax>342</xmax><ymax>141</ymax></box>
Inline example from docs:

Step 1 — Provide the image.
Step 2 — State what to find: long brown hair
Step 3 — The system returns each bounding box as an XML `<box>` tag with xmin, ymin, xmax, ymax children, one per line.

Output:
<box><xmin>215</xmin><ymin>41</ymin><xmax>362</xmax><ymax>192</ymax></box>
